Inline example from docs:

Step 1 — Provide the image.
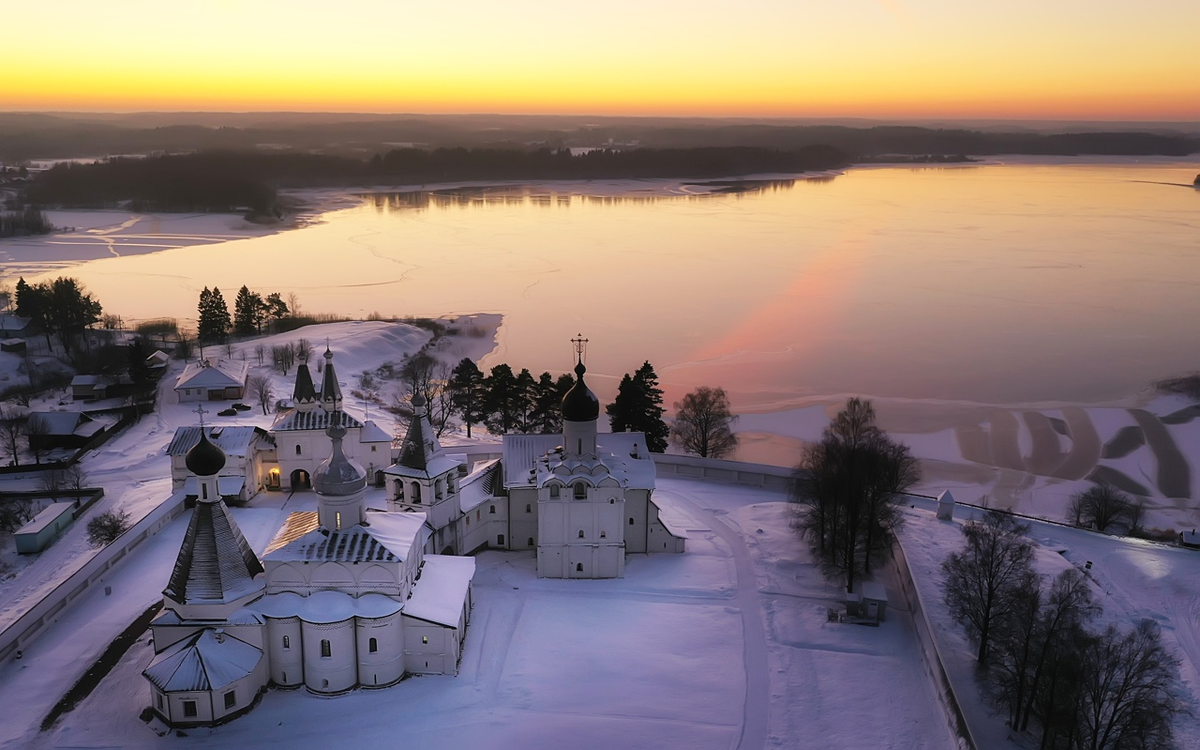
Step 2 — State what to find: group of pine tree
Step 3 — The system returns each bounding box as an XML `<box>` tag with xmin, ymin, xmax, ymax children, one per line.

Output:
<box><xmin>443</xmin><ymin>358</ymin><xmax>669</xmax><ymax>451</ymax></box>
<box><xmin>196</xmin><ymin>286</ymin><xmax>288</xmax><ymax>342</ymax></box>
<box><xmin>13</xmin><ymin>276</ymin><xmax>103</xmax><ymax>357</ymax></box>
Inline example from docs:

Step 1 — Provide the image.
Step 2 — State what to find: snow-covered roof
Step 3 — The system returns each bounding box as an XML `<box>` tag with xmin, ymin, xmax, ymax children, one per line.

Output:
<box><xmin>459</xmin><ymin>460</ymin><xmax>502</xmax><ymax>514</ymax></box>
<box><xmin>252</xmin><ymin>591</ymin><xmax>404</xmax><ymax>623</ymax></box>
<box><xmin>16</xmin><ymin>502</ymin><xmax>75</xmax><ymax>536</ymax></box>
<box><xmin>404</xmin><ymin>555</ymin><xmax>475</xmax><ymax>628</ymax></box>
<box><xmin>164</xmin><ymin>494</ymin><xmax>265</xmax><ymax>605</ymax></box>
<box><xmin>143</xmin><ymin>629</ymin><xmax>263</xmax><ymax>693</ymax></box>
<box><xmin>361</xmin><ymin>420</ymin><xmax>391</xmax><ymax>444</ymax></box>
<box><xmin>271</xmin><ymin>407</ymin><xmax>364</xmax><ymax>432</ymax></box>
<box><xmin>166</xmin><ymin>425</ymin><xmax>270</xmax><ymax>459</ymax></box>
<box><xmin>70</xmin><ymin>374</ymin><xmax>100</xmax><ymax>386</ymax></box>
<box><xmin>27</xmin><ymin>411</ymin><xmax>108</xmax><ymax>438</ymax></box>
<box><xmin>174</xmin><ymin>359</ymin><xmax>249</xmax><ymax>391</ymax></box>
<box><xmin>861</xmin><ymin>582</ymin><xmax>888</xmax><ymax>603</ymax></box>
<box><xmin>650</xmin><ymin>496</ymin><xmax>690</xmax><ymax>540</ymax></box>
<box><xmin>502</xmin><ymin>432</ymin><xmax>655</xmax><ymax>490</ymax></box>
<box><xmin>146</xmin><ymin>350</ymin><xmax>171</xmax><ymax>367</ymax></box>
<box><xmin>264</xmin><ymin>511</ymin><xmax>428</xmax><ymax>564</ymax></box>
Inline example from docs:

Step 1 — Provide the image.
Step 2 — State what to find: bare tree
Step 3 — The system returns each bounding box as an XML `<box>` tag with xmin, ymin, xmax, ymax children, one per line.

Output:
<box><xmin>671</xmin><ymin>386</ymin><xmax>738</xmax><ymax>458</ymax></box>
<box><xmin>23</xmin><ymin>414</ymin><xmax>48</xmax><ymax>464</ymax></box>
<box><xmin>175</xmin><ymin>335</ymin><xmax>194</xmax><ymax>361</ymax></box>
<box><xmin>791</xmin><ymin>398</ymin><xmax>918</xmax><ymax>591</ymax></box>
<box><xmin>38</xmin><ymin>468</ymin><xmax>66</xmax><ymax>499</ymax></box>
<box><xmin>254</xmin><ymin>343</ymin><xmax>265</xmax><ymax>366</ymax></box>
<box><xmin>1068</xmin><ymin>484</ymin><xmax>1134</xmax><ymax>533</ymax></box>
<box><xmin>1070</xmin><ymin>620</ymin><xmax>1180</xmax><ymax>750</ymax></box>
<box><xmin>286</xmin><ymin>292</ymin><xmax>302</xmax><ymax>318</ymax></box>
<box><xmin>0</xmin><ymin>404</ymin><xmax>23</xmax><ymax>466</ymax></box>
<box><xmin>0</xmin><ymin>499</ymin><xmax>35</xmax><ymax>534</ymax></box>
<box><xmin>942</xmin><ymin>512</ymin><xmax>1036</xmax><ymax>666</ymax></box>
<box><xmin>64</xmin><ymin>463</ymin><xmax>89</xmax><ymax>491</ymax></box>
<box><xmin>247</xmin><ymin>374</ymin><xmax>274</xmax><ymax>415</ymax></box>
<box><xmin>989</xmin><ymin>567</ymin><xmax>1099</xmax><ymax>734</ymax></box>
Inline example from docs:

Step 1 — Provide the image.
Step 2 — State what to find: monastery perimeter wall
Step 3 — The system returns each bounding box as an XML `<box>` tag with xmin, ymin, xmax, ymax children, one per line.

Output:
<box><xmin>891</xmin><ymin>530</ymin><xmax>979</xmax><ymax>750</ymax></box>
<box><xmin>0</xmin><ymin>492</ymin><xmax>188</xmax><ymax>663</ymax></box>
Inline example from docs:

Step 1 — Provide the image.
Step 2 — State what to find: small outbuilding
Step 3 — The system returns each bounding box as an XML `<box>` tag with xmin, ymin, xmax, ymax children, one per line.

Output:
<box><xmin>15</xmin><ymin>502</ymin><xmax>76</xmax><ymax>554</ymax></box>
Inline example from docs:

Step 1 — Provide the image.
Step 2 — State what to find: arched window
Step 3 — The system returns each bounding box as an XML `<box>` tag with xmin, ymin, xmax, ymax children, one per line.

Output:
<box><xmin>369</xmin><ymin>637</ymin><xmax>378</xmax><ymax>653</ymax></box>
<box><xmin>335</xmin><ymin>512</ymin><xmax>342</xmax><ymax>530</ymax></box>
<box><xmin>295</xmin><ymin>444</ymin><xmax>302</xmax><ymax>455</ymax></box>
<box><xmin>320</xmin><ymin>639</ymin><xmax>331</xmax><ymax>658</ymax></box>
<box><xmin>412</xmin><ymin>483</ymin><xmax>422</xmax><ymax>503</ymax></box>
<box><xmin>282</xmin><ymin>635</ymin><xmax>290</xmax><ymax>649</ymax></box>
<box><xmin>574</xmin><ymin>483</ymin><xmax>587</xmax><ymax>499</ymax></box>
<box><xmin>549</xmin><ymin>485</ymin><xmax>560</xmax><ymax>498</ymax></box>
<box><xmin>525</xmin><ymin>504</ymin><xmax>532</xmax><ymax>514</ymax></box>
<box><xmin>578</xmin><ymin>529</ymin><xmax>585</xmax><ymax>538</ymax></box>
<box><xmin>629</xmin><ymin>517</ymin><xmax>635</xmax><ymax>525</ymax></box>
<box><xmin>600</xmin><ymin>530</ymin><xmax>607</xmax><ymax>538</ymax></box>
<box><xmin>489</xmin><ymin>505</ymin><xmax>495</xmax><ymax>514</ymax></box>
<box><xmin>576</xmin><ymin>563</ymin><xmax>583</xmax><ymax>572</ymax></box>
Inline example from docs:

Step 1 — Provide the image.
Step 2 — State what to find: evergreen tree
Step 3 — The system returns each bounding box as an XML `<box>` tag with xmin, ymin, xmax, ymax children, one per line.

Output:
<box><xmin>264</xmin><ymin>292</ymin><xmax>289</xmax><ymax>324</ymax></box>
<box><xmin>197</xmin><ymin>286</ymin><xmax>231</xmax><ymax>344</ymax></box>
<box><xmin>482</xmin><ymin>364</ymin><xmax>523</xmax><ymax>435</ymax></box>
<box><xmin>606</xmin><ymin>361</ymin><xmax>669</xmax><ymax>452</ymax></box>
<box><xmin>515</xmin><ymin>368</ymin><xmax>538</xmax><ymax>431</ymax></box>
<box><xmin>233</xmin><ymin>285</ymin><xmax>265</xmax><ymax>336</ymax></box>
<box><xmin>528</xmin><ymin>372</ymin><xmax>564</xmax><ymax>433</ymax></box>
<box><xmin>447</xmin><ymin>358</ymin><xmax>485</xmax><ymax>438</ymax></box>
<box><xmin>14</xmin><ymin>277</ymin><xmax>53</xmax><ymax>350</ymax></box>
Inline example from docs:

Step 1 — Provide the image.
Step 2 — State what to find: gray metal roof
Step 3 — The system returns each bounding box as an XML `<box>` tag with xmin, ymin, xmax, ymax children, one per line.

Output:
<box><xmin>143</xmin><ymin>629</ymin><xmax>262</xmax><ymax>692</ymax></box>
<box><xmin>271</xmin><ymin>408</ymin><xmax>364</xmax><ymax>432</ymax></box>
<box><xmin>167</xmin><ymin>426</ymin><xmax>270</xmax><ymax>458</ymax></box>
<box><xmin>164</xmin><ymin>498</ymin><xmax>265</xmax><ymax>605</ymax></box>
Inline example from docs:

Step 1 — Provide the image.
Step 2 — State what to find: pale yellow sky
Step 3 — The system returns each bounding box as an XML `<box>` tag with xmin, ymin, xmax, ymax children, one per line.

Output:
<box><xmin>4</xmin><ymin>0</ymin><xmax>1198</xmax><ymax>118</ymax></box>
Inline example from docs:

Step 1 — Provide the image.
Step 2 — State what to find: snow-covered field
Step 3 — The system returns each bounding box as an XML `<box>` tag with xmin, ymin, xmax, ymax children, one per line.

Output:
<box><xmin>737</xmin><ymin>394</ymin><xmax>1200</xmax><ymax>535</ymax></box>
<box><xmin>900</xmin><ymin>497</ymin><xmax>1200</xmax><ymax>748</ymax></box>
<box><xmin>3</xmin><ymin>478</ymin><xmax>955</xmax><ymax>750</ymax></box>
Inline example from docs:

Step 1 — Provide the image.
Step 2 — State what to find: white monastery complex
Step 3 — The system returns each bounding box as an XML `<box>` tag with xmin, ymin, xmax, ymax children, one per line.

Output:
<box><xmin>144</xmin><ymin>343</ymin><xmax>685</xmax><ymax>727</ymax></box>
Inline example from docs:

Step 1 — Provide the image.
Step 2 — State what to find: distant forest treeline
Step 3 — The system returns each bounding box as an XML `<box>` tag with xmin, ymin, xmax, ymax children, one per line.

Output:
<box><xmin>1</xmin><ymin>113</ymin><xmax>1198</xmax><ymax>161</ymax></box>
<box><xmin>23</xmin><ymin>146</ymin><xmax>849</xmax><ymax>212</ymax></box>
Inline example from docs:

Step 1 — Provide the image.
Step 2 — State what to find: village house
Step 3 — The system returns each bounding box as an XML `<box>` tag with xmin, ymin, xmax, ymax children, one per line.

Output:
<box><xmin>174</xmin><ymin>359</ymin><xmax>249</xmax><ymax>403</ymax></box>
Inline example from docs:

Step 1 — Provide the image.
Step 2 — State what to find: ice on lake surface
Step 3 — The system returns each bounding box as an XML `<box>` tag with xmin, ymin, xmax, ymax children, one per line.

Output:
<box><xmin>9</xmin><ymin>160</ymin><xmax>1200</xmax><ymax>416</ymax></box>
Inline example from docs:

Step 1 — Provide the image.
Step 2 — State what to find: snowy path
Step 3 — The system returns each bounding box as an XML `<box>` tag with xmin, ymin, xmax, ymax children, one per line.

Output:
<box><xmin>663</xmin><ymin>492</ymin><xmax>770</xmax><ymax>750</ymax></box>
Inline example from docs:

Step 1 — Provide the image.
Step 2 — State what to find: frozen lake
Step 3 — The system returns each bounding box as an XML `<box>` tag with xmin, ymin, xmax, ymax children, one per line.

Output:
<box><xmin>7</xmin><ymin>159</ymin><xmax>1200</xmax><ymax>428</ymax></box>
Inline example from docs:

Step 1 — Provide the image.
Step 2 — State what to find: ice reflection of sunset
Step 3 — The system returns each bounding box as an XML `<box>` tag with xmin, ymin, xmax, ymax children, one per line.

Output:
<box><xmin>684</xmin><ymin>237</ymin><xmax>867</xmax><ymax>385</ymax></box>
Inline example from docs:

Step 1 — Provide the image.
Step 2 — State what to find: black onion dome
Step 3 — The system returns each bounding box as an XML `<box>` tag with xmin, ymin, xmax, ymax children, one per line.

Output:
<box><xmin>561</xmin><ymin>361</ymin><xmax>600</xmax><ymax>422</ymax></box>
<box><xmin>186</xmin><ymin>431</ymin><xmax>227</xmax><ymax>477</ymax></box>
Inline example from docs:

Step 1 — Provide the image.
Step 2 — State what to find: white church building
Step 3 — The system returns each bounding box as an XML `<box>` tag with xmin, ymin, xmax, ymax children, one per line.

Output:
<box><xmin>144</xmin><ymin>416</ymin><xmax>473</xmax><ymax>727</ymax></box>
<box><xmin>384</xmin><ymin>346</ymin><xmax>686</xmax><ymax>578</ymax></box>
<box><xmin>143</xmin><ymin>340</ymin><xmax>684</xmax><ymax>726</ymax></box>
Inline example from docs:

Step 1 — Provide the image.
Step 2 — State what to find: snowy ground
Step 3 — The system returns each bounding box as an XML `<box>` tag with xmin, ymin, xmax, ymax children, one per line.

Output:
<box><xmin>900</xmin><ymin>497</ymin><xmax>1200</xmax><ymax>748</ymax></box>
<box><xmin>3</xmin><ymin>478</ymin><xmax>955</xmax><ymax>750</ymax></box>
<box><xmin>737</xmin><ymin>393</ymin><xmax>1200</xmax><ymax>535</ymax></box>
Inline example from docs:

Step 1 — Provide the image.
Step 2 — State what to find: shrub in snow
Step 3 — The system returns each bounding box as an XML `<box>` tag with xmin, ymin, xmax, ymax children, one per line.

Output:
<box><xmin>87</xmin><ymin>509</ymin><xmax>130</xmax><ymax>547</ymax></box>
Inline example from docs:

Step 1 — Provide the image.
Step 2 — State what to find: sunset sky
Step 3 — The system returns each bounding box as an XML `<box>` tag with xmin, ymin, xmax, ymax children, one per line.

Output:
<box><xmin>5</xmin><ymin>0</ymin><xmax>1199</xmax><ymax>119</ymax></box>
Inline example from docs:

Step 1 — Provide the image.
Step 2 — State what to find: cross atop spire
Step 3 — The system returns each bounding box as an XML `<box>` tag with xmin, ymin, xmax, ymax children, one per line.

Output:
<box><xmin>571</xmin><ymin>334</ymin><xmax>589</xmax><ymax>366</ymax></box>
<box><xmin>193</xmin><ymin>404</ymin><xmax>209</xmax><ymax>427</ymax></box>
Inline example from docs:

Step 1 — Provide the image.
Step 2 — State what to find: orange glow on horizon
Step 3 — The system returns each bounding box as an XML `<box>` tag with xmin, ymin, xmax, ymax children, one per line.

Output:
<box><xmin>3</xmin><ymin>1</ymin><xmax>1199</xmax><ymax>121</ymax></box>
